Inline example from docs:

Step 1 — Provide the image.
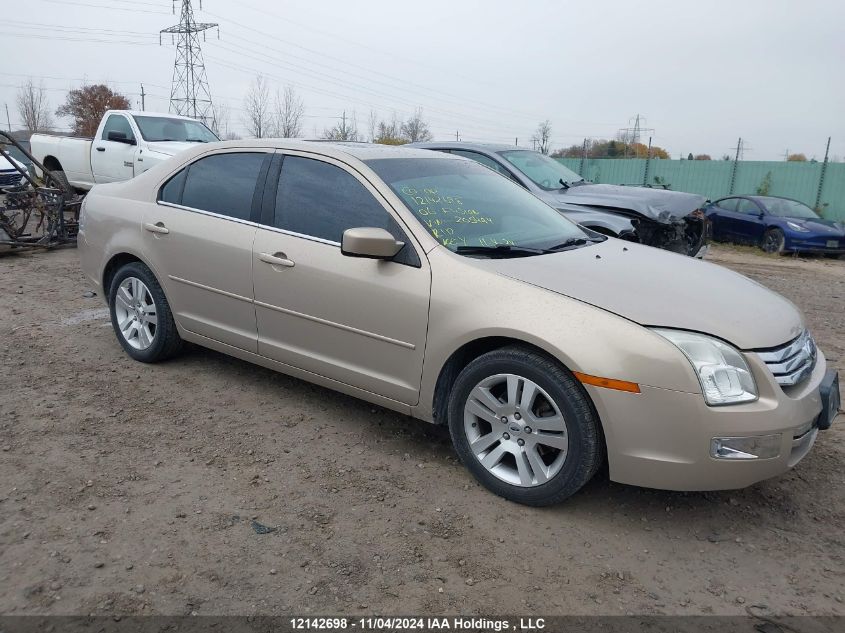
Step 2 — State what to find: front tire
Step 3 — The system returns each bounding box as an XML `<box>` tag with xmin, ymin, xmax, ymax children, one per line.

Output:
<box><xmin>447</xmin><ymin>346</ymin><xmax>602</xmax><ymax>506</ymax></box>
<box><xmin>108</xmin><ymin>262</ymin><xmax>183</xmax><ymax>362</ymax></box>
<box><xmin>761</xmin><ymin>228</ymin><xmax>786</xmax><ymax>254</ymax></box>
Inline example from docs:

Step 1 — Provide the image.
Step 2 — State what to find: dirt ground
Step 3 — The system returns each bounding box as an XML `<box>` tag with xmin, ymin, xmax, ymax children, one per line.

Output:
<box><xmin>1</xmin><ymin>244</ymin><xmax>843</xmax><ymax>617</ymax></box>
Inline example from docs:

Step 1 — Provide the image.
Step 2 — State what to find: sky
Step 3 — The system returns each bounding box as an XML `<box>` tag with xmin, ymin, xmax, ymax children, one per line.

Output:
<box><xmin>2</xmin><ymin>0</ymin><xmax>844</xmax><ymax>160</ymax></box>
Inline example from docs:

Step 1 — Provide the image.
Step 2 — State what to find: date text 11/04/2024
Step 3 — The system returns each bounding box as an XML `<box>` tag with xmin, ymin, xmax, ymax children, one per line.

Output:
<box><xmin>290</xmin><ymin>617</ymin><xmax>546</xmax><ymax>631</ymax></box>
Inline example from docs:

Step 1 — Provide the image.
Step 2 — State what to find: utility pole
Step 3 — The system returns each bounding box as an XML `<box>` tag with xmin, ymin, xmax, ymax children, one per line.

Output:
<box><xmin>455</xmin><ymin>130</ymin><xmax>459</xmax><ymax>141</ymax></box>
<box><xmin>140</xmin><ymin>84</ymin><xmax>146</xmax><ymax>111</ymax></box>
<box><xmin>514</xmin><ymin>137</ymin><xmax>518</xmax><ymax>146</ymax></box>
<box><xmin>814</xmin><ymin>136</ymin><xmax>831</xmax><ymax>211</ymax></box>
<box><xmin>160</xmin><ymin>0</ymin><xmax>219</xmax><ymax>124</ymax></box>
<box><xmin>579</xmin><ymin>137</ymin><xmax>587</xmax><ymax>176</ymax></box>
<box><xmin>4</xmin><ymin>104</ymin><xmax>10</xmax><ymax>132</ymax></box>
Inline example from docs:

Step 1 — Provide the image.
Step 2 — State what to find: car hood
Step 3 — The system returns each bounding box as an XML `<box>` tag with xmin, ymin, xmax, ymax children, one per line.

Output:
<box><xmin>482</xmin><ymin>239</ymin><xmax>802</xmax><ymax>349</ymax></box>
<box><xmin>145</xmin><ymin>141</ymin><xmax>205</xmax><ymax>156</ymax></box>
<box><xmin>782</xmin><ymin>217</ymin><xmax>845</xmax><ymax>235</ymax></box>
<box><xmin>548</xmin><ymin>183</ymin><xmax>707</xmax><ymax>224</ymax></box>
<box><xmin>0</xmin><ymin>154</ymin><xmax>25</xmax><ymax>171</ymax></box>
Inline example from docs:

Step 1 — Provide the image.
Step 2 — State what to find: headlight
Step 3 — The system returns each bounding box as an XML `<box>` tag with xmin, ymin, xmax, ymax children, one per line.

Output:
<box><xmin>653</xmin><ymin>329</ymin><xmax>758</xmax><ymax>405</ymax></box>
<box><xmin>786</xmin><ymin>221</ymin><xmax>809</xmax><ymax>232</ymax></box>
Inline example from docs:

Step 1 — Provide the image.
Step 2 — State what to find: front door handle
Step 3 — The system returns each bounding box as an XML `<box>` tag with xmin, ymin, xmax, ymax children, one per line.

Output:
<box><xmin>96</xmin><ymin>147</ymin><xmax>105</xmax><ymax>152</ymax></box>
<box><xmin>143</xmin><ymin>222</ymin><xmax>169</xmax><ymax>234</ymax></box>
<box><xmin>258</xmin><ymin>252</ymin><xmax>295</xmax><ymax>268</ymax></box>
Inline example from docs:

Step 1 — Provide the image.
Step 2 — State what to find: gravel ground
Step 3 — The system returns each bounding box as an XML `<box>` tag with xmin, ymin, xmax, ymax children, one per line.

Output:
<box><xmin>0</xmin><ymin>244</ymin><xmax>843</xmax><ymax>617</ymax></box>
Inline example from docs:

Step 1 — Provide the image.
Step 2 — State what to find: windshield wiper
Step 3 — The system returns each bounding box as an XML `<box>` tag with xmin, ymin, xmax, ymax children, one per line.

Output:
<box><xmin>548</xmin><ymin>236</ymin><xmax>605</xmax><ymax>251</ymax></box>
<box><xmin>559</xmin><ymin>178</ymin><xmax>570</xmax><ymax>190</ymax></box>
<box><xmin>455</xmin><ymin>244</ymin><xmax>552</xmax><ymax>258</ymax></box>
<box><xmin>185</xmin><ymin>138</ymin><xmax>208</xmax><ymax>143</ymax></box>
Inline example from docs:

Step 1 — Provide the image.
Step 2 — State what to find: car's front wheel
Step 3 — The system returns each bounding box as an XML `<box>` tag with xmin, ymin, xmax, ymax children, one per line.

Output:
<box><xmin>108</xmin><ymin>262</ymin><xmax>183</xmax><ymax>362</ymax></box>
<box><xmin>762</xmin><ymin>228</ymin><xmax>786</xmax><ymax>254</ymax></box>
<box><xmin>447</xmin><ymin>347</ymin><xmax>602</xmax><ymax>506</ymax></box>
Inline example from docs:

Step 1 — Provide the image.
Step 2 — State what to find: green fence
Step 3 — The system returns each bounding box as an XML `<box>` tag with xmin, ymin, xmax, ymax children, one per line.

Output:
<box><xmin>556</xmin><ymin>158</ymin><xmax>845</xmax><ymax>221</ymax></box>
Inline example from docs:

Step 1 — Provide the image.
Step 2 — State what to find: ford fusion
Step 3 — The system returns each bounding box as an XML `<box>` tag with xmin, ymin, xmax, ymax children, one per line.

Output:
<box><xmin>77</xmin><ymin>141</ymin><xmax>840</xmax><ymax>506</ymax></box>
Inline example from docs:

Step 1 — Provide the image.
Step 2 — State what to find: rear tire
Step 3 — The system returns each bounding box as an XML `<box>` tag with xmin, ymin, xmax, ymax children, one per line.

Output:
<box><xmin>45</xmin><ymin>169</ymin><xmax>72</xmax><ymax>195</ymax></box>
<box><xmin>761</xmin><ymin>228</ymin><xmax>785</xmax><ymax>254</ymax></box>
<box><xmin>447</xmin><ymin>346</ymin><xmax>602</xmax><ymax>506</ymax></box>
<box><xmin>108</xmin><ymin>262</ymin><xmax>183</xmax><ymax>363</ymax></box>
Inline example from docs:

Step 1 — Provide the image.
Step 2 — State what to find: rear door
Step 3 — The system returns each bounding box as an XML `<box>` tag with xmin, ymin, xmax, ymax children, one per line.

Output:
<box><xmin>252</xmin><ymin>152</ymin><xmax>431</xmax><ymax>404</ymax></box>
<box><xmin>711</xmin><ymin>197</ymin><xmax>740</xmax><ymax>241</ymax></box>
<box><xmin>144</xmin><ymin>149</ymin><xmax>271</xmax><ymax>351</ymax></box>
<box><xmin>91</xmin><ymin>114</ymin><xmax>138</xmax><ymax>183</ymax></box>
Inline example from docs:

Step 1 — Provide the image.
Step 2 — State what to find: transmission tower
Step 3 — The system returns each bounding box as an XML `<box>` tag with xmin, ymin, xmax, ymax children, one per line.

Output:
<box><xmin>618</xmin><ymin>114</ymin><xmax>654</xmax><ymax>158</ymax></box>
<box><xmin>160</xmin><ymin>0</ymin><xmax>219</xmax><ymax>124</ymax></box>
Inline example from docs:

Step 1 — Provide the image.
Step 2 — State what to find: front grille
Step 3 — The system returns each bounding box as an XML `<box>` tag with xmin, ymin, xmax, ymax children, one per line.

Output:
<box><xmin>756</xmin><ymin>330</ymin><xmax>817</xmax><ymax>387</ymax></box>
<box><xmin>0</xmin><ymin>170</ymin><xmax>22</xmax><ymax>187</ymax></box>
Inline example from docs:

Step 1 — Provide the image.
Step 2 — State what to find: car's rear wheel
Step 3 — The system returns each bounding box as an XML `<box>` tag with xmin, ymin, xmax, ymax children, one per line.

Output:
<box><xmin>108</xmin><ymin>262</ymin><xmax>182</xmax><ymax>362</ymax></box>
<box><xmin>762</xmin><ymin>228</ymin><xmax>785</xmax><ymax>254</ymax></box>
<box><xmin>447</xmin><ymin>346</ymin><xmax>602</xmax><ymax>506</ymax></box>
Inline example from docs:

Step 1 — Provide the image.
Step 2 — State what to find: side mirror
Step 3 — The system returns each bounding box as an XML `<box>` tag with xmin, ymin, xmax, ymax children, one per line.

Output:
<box><xmin>107</xmin><ymin>131</ymin><xmax>136</xmax><ymax>145</ymax></box>
<box><xmin>341</xmin><ymin>227</ymin><xmax>403</xmax><ymax>260</ymax></box>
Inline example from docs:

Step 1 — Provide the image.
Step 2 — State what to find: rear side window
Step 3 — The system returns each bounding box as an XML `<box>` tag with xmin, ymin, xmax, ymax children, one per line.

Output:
<box><xmin>274</xmin><ymin>156</ymin><xmax>399</xmax><ymax>243</ymax></box>
<box><xmin>177</xmin><ymin>152</ymin><xmax>265</xmax><ymax>221</ymax></box>
<box><xmin>451</xmin><ymin>149</ymin><xmax>513</xmax><ymax>179</ymax></box>
<box><xmin>159</xmin><ymin>168</ymin><xmax>187</xmax><ymax>204</ymax></box>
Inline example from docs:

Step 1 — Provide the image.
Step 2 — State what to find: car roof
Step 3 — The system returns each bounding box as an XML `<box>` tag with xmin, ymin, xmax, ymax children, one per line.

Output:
<box><xmin>409</xmin><ymin>141</ymin><xmax>528</xmax><ymax>154</ymax></box>
<box><xmin>177</xmin><ymin>138</ymin><xmax>464</xmax><ymax>162</ymax></box>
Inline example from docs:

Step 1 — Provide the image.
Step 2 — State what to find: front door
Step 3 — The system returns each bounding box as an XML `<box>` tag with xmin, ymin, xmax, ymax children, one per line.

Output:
<box><xmin>143</xmin><ymin>150</ymin><xmax>271</xmax><ymax>351</ymax></box>
<box><xmin>91</xmin><ymin>113</ymin><xmax>137</xmax><ymax>183</ymax></box>
<box><xmin>253</xmin><ymin>153</ymin><xmax>430</xmax><ymax>404</ymax></box>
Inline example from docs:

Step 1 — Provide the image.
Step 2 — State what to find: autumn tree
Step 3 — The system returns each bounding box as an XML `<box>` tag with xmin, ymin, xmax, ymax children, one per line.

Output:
<box><xmin>400</xmin><ymin>108</ymin><xmax>432</xmax><ymax>143</ymax></box>
<box><xmin>322</xmin><ymin>111</ymin><xmax>359</xmax><ymax>141</ymax></box>
<box><xmin>275</xmin><ymin>86</ymin><xmax>304</xmax><ymax>138</ymax></box>
<box><xmin>17</xmin><ymin>78</ymin><xmax>53</xmax><ymax>133</ymax></box>
<box><xmin>56</xmin><ymin>84</ymin><xmax>130</xmax><ymax>136</ymax></box>
<box><xmin>532</xmin><ymin>120</ymin><xmax>552</xmax><ymax>155</ymax></box>
<box><xmin>243</xmin><ymin>75</ymin><xmax>273</xmax><ymax>138</ymax></box>
<box><xmin>552</xmin><ymin>138</ymin><xmax>669</xmax><ymax>159</ymax></box>
<box><xmin>787</xmin><ymin>153</ymin><xmax>807</xmax><ymax>162</ymax></box>
<box><xmin>694</xmin><ymin>154</ymin><xmax>712</xmax><ymax>160</ymax></box>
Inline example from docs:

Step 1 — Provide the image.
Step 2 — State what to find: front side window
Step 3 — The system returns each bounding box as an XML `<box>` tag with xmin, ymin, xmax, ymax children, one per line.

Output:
<box><xmin>717</xmin><ymin>198</ymin><xmax>739</xmax><ymax>211</ymax></box>
<box><xmin>498</xmin><ymin>150</ymin><xmax>584</xmax><ymax>190</ymax></box>
<box><xmin>451</xmin><ymin>150</ymin><xmax>516</xmax><ymax>180</ymax></box>
<box><xmin>737</xmin><ymin>199</ymin><xmax>761</xmax><ymax>215</ymax></box>
<box><xmin>134</xmin><ymin>116</ymin><xmax>219</xmax><ymax>143</ymax></box>
<box><xmin>101</xmin><ymin>115</ymin><xmax>134</xmax><ymax>142</ymax></box>
<box><xmin>173</xmin><ymin>152</ymin><xmax>265</xmax><ymax>221</ymax></box>
<box><xmin>274</xmin><ymin>156</ymin><xmax>400</xmax><ymax>243</ymax></box>
<box><xmin>366</xmin><ymin>157</ymin><xmax>590</xmax><ymax>253</ymax></box>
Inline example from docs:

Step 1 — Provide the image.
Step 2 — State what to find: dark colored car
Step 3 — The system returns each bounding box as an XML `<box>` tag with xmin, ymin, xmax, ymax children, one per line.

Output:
<box><xmin>409</xmin><ymin>142</ymin><xmax>709</xmax><ymax>257</ymax></box>
<box><xmin>705</xmin><ymin>195</ymin><xmax>845</xmax><ymax>256</ymax></box>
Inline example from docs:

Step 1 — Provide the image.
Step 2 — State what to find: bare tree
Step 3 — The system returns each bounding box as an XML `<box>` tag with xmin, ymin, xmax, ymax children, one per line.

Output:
<box><xmin>17</xmin><ymin>79</ymin><xmax>53</xmax><ymax>133</ymax></box>
<box><xmin>210</xmin><ymin>102</ymin><xmax>233</xmax><ymax>139</ymax></box>
<box><xmin>243</xmin><ymin>75</ymin><xmax>273</xmax><ymax>138</ymax></box>
<box><xmin>274</xmin><ymin>86</ymin><xmax>304</xmax><ymax>138</ymax></box>
<box><xmin>367</xmin><ymin>109</ymin><xmax>378</xmax><ymax>143</ymax></box>
<box><xmin>532</xmin><ymin>120</ymin><xmax>552</xmax><ymax>155</ymax></box>
<box><xmin>400</xmin><ymin>108</ymin><xmax>432</xmax><ymax>143</ymax></box>
<box><xmin>322</xmin><ymin>110</ymin><xmax>359</xmax><ymax>141</ymax></box>
<box><xmin>373</xmin><ymin>113</ymin><xmax>405</xmax><ymax>145</ymax></box>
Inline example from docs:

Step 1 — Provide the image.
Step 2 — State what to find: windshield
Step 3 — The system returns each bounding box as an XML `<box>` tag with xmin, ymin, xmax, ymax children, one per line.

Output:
<box><xmin>499</xmin><ymin>150</ymin><xmax>583</xmax><ymax>190</ymax></box>
<box><xmin>134</xmin><ymin>116</ymin><xmax>219</xmax><ymax>143</ymax></box>
<box><xmin>763</xmin><ymin>198</ymin><xmax>819</xmax><ymax>219</ymax></box>
<box><xmin>365</xmin><ymin>157</ymin><xmax>590</xmax><ymax>255</ymax></box>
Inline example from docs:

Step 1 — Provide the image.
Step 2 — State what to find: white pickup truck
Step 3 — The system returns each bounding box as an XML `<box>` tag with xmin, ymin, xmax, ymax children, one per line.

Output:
<box><xmin>30</xmin><ymin>110</ymin><xmax>219</xmax><ymax>190</ymax></box>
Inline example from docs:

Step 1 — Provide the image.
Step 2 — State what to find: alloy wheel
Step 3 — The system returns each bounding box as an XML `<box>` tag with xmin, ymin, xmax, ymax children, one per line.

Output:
<box><xmin>114</xmin><ymin>277</ymin><xmax>157</xmax><ymax>350</ymax></box>
<box><xmin>463</xmin><ymin>373</ymin><xmax>568</xmax><ymax>487</ymax></box>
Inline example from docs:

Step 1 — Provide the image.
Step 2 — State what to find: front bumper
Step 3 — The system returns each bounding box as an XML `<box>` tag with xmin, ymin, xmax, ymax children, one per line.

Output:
<box><xmin>784</xmin><ymin>236</ymin><xmax>845</xmax><ymax>253</ymax></box>
<box><xmin>586</xmin><ymin>350</ymin><xmax>837</xmax><ymax>491</ymax></box>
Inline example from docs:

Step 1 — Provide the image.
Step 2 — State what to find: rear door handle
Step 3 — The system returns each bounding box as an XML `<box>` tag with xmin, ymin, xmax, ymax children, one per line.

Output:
<box><xmin>258</xmin><ymin>252</ymin><xmax>295</xmax><ymax>268</ymax></box>
<box><xmin>143</xmin><ymin>222</ymin><xmax>169</xmax><ymax>234</ymax></box>
<box><xmin>96</xmin><ymin>147</ymin><xmax>105</xmax><ymax>152</ymax></box>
